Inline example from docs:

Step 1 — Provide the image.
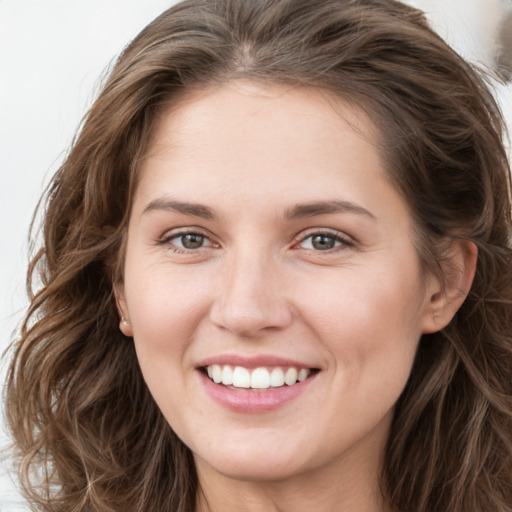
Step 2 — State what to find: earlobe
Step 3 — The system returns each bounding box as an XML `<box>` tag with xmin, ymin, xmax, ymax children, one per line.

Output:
<box><xmin>119</xmin><ymin>317</ymin><xmax>133</xmax><ymax>337</ymax></box>
<box><xmin>114</xmin><ymin>282</ymin><xmax>133</xmax><ymax>337</ymax></box>
<box><xmin>421</xmin><ymin>239</ymin><xmax>477</xmax><ymax>334</ymax></box>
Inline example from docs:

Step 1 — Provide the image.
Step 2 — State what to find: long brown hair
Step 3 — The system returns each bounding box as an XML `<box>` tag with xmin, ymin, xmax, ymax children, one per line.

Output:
<box><xmin>5</xmin><ymin>1</ymin><xmax>512</xmax><ymax>511</ymax></box>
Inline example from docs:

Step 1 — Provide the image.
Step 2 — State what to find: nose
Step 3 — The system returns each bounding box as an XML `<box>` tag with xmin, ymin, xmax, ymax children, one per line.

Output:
<box><xmin>209</xmin><ymin>249</ymin><xmax>294</xmax><ymax>338</ymax></box>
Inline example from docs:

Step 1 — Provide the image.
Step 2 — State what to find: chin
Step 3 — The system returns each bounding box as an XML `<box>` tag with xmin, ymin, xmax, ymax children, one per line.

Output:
<box><xmin>194</xmin><ymin>445</ymin><xmax>313</xmax><ymax>483</ymax></box>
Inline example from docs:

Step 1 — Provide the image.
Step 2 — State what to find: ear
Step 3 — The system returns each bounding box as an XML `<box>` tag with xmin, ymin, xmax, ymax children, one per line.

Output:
<box><xmin>114</xmin><ymin>281</ymin><xmax>133</xmax><ymax>337</ymax></box>
<box><xmin>421</xmin><ymin>239</ymin><xmax>477</xmax><ymax>334</ymax></box>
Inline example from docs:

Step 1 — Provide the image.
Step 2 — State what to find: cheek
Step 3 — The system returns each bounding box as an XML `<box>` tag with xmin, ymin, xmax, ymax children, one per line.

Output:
<box><xmin>294</xmin><ymin>264</ymin><xmax>425</xmax><ymax>384</ymax></box>
<box><xmin>297</xmin><ymin>264</ymin><xmax>425</xmax><ymax>339</ymax></box>
<box><xmin>126</xmin><ymin>256</ymin><xmax>208</xmax><ymax>324</ymax></box>
<box><xmin>123</xmin><ymin>263</ymin><xmax>211</xmax><ymax>374</ymax></box>
<box><xmin>123</xmin><ymin>268</ymin><xmax>213</xmax><ymax>433</ymax></box>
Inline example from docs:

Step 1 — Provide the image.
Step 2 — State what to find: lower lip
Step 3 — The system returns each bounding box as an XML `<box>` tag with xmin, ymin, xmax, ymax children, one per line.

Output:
<box><xmin>199</xmin><ymin>370</ymin><xmax>317</xmax><ymax>413</ymax></box>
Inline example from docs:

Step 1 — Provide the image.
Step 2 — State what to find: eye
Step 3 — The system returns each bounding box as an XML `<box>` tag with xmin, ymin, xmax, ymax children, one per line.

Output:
<box><xmin>163</xmin><ymin>231</ymin><xmax>214</xmax><ymax>251</ymax></box>
<box><xmin>297</xmin><ymin>231</ymin><xmax>353</xmax><ymax>251</ymax></box>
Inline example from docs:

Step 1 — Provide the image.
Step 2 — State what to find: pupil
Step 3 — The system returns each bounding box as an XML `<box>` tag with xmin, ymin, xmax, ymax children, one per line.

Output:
<box><xmin>182</xmin><ymin>234</ymin><xmax>204</xmax><ymax>249</ymax></box>
<box><xmin>312</xmin><ymin>235</ymin><xmax>335</xmax><ymax>250</ymax></box>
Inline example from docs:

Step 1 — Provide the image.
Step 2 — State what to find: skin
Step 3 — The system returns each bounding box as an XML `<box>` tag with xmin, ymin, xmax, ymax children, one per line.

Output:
<box><xmin>116</xmin><ymin>82</ymin><xmax>475</xmax><ymax>512</ymax></box>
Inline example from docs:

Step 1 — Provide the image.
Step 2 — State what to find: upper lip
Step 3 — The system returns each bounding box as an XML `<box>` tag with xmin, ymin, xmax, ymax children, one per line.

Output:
<box><xmin>196</xmin><ymin>354</ymin><xmax>320</xmax><ymax>370</ymax></box>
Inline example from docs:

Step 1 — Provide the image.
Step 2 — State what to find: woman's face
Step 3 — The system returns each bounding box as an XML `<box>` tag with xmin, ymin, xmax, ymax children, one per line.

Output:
<box><xmin>117</xmin><ymin>82</ymin><xmax>441</xmax><ymax>483</ymax></box>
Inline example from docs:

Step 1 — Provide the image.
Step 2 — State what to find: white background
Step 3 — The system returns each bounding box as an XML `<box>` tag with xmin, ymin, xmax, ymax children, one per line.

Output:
<box><xmin>1</xmin><ymin>1</ymin><xmax>511</xmax><ymax>509</ymax></box>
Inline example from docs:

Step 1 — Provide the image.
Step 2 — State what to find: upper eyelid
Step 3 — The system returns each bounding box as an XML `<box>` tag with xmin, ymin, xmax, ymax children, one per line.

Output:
<box><xmin>155</xmin><ymin>230</ymin><xmax>216</xmax><ymax>252</ymax></box>
<box><xmin>158</xmin><ymin>231</ymin><xmax>218</xmax><ymax>253</ymax></box>
<box><xmin>291</xmin><ymin>230</ymin><xmax>357</xmax><ymax>255</ymax></box>
<box><xmin>294</xmin><ymin>228</ymin><xmax>354</xmax><ymax>243</ymax></box>
<box><xmin>156</xmin><ymin>226</ymin><xmax>354</xmax><ymax>247</ymax></box>
<box><xmin>159</xmin><ymin>226</ymin><xmax>215</xmax><ymax>241</ymax></box>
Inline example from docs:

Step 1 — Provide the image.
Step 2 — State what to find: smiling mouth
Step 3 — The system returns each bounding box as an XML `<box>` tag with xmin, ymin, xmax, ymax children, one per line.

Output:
<box><xmin>203</xmin><ymin>365</ymin><xmax>319</xmax><ymax>390</ymax></box>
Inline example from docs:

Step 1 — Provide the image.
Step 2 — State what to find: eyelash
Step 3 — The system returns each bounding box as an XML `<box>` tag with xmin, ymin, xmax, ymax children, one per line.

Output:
<box><xmin>157</xmin><ymin>228</ymin><xmax>354</xmax><ymax>254</ymax></box>
<box><xmin>293</xmin><ymin>230</ymin><xmax>354</xmax><ymax>252</ymax></box>
<box><xmin>157</xmin><ymin>230</ymin><xmax>215</xmax><ymax>253</ymax></box>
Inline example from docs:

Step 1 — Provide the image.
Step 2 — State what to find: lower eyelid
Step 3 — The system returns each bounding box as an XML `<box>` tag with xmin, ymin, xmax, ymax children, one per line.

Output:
<box><xmin>296</xmin><ymin>231</ymin><xmax>353</xmax><ymax>248</ymax></box>
<box><xmin>156</xmin><ymin>231</ymin><xmax>210</xmax><ymax>247</ymax></box>
<box><xmin>157</xmin><ymin>229</ymin><xmax>353</xmax><ymax>251</ymax></box>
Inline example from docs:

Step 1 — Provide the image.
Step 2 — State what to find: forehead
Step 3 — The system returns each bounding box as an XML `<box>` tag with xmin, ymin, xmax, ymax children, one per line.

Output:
<box><xmin>141</xmin><ymin>80</ymin><xmax>385</xmax><ymax>182</ymax></box>
<box><xmin>129</xmin><ymin>81</ymin><xmax>415</xmax><ymax>239</ymax></box>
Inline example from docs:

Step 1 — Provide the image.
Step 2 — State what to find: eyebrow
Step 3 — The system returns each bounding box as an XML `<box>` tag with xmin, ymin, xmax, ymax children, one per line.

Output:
<box><xmin>142</xmin><ymin>198</ymin><xmax>217</xmax><ymax>220</ymax></box>
<box><xmin>142</xmin><ymin>198</ymin><xmax>375</xmax><ymax>221</ymax></box>
<box><xmin>285</xmin><ymin>200</ymin><xmax>375</xmax><ymax>220</ymax></box>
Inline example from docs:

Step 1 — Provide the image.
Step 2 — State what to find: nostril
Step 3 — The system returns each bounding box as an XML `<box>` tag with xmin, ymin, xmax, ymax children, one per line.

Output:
<box><xmin>209</xmin><ymin>288</ymin><xmax>294</xmax><ymax>336</ymax></box>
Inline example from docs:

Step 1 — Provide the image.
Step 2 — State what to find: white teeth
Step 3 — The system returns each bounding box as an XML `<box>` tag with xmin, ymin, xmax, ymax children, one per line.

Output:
<box><xmin>284</xmin><ymin>367</ymin><xmax>298</xmax><ymax>386</ymax></box>
<box><xmin>205</xmin><ymin>365</ymin><xmax>312</xmax><ymax>389</ymax></box>
<box><xmin>221</xmin><ymin>365</ymin><xmax>233</xmax><ymax>386</ymax></box>
<box><xmin>232</xmin><ymin>366</ymin><xmax>251</xmax><ymax>388</ymax></box>
<box><xmin>212</xmin><ymin>364</ymin><xmax>222</xmax><ymax>384</ymax></box>
<box><xmin>270</xmin><ymin>367</ymin><xmax>285</xmax><ymax>387</ymax></box>
<box><xmin>298</xmin><ymin>368</ymin><xmax>309</xmax><ymax>382</ymax></box>
<box><xmin>251</xmin><ymin>367</ymin><xmax>270</xmax><ymax>389</ymax></box>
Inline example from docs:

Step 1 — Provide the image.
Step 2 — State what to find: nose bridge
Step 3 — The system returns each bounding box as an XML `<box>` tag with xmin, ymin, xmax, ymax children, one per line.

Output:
<box><xmin>210</xmin><ymin>243</ymin><xmax>292</xmax><ymax>336</ymax></box>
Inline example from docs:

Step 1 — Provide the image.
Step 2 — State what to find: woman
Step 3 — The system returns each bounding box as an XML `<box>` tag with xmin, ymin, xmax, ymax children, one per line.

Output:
<box><xmin>5</xmin><ymin>0</ymin><xmax>512</xmax><ymax>511</ymax></box>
